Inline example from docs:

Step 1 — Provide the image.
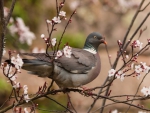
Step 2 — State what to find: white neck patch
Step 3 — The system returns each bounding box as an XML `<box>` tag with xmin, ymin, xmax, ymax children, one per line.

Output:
<box><xmin>84</xmin><ymin>48</ymin><xmax>97</xmax><ymax>54</ymax></box>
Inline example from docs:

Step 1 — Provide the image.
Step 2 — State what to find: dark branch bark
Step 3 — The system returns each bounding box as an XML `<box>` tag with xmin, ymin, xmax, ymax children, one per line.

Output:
<box><xmin>0</xmin><ymin>0</ymin><xmax>5</xmax><ymax>65</ymax></box>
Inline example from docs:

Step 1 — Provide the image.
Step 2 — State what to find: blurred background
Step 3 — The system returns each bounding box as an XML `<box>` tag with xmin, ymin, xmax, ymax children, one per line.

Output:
<box><xmin>1</xmin><ymin>0</ymin><xmax>150</xmax><ymax>112</ymax></box>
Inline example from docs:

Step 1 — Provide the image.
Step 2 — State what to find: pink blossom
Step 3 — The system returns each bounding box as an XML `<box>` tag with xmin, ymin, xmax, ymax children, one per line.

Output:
<box><xmin>9</xmin><ymin>17</ymin><xmax>36</xmax><ymax>45</ymax></box>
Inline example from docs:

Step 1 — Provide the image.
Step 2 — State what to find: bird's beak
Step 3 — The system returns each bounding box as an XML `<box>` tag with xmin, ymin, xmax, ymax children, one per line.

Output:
<box><xmin>101</xmin><ymin>38</ymin><xmax>107</xmax><ymax>45</ymax></box>
<box><xmin>103</xmin><ymin>40</ymin><xmax>107</xmax><ymax>45</ymax></box>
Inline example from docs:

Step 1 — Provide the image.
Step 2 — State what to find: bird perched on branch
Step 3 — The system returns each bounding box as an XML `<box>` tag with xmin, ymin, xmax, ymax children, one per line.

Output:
<box><xmin>9</xmin><ymin>32</ymin><xmax>106</xmax><ymax>88</ymax></box>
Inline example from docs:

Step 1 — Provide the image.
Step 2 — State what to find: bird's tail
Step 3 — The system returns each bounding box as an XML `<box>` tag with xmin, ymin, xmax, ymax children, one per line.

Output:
<box><xmin>6</xmin><ymin>59</ymin><xmax>53</xmax><ymax>77</ymax></box>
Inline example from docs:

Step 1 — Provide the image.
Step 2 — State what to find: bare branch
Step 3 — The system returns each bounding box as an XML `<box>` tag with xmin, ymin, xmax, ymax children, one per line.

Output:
<box><xmin>5</xmin><ymin>0</ymin><xmax>16</xmax><ymax>25</ymax></box>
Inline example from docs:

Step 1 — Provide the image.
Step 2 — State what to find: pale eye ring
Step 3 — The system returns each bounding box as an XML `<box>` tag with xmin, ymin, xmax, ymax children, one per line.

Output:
<box><xmin>94</xmin><ymin>36</ymin><xmax>97</xmax><ymax>38</ymax></box>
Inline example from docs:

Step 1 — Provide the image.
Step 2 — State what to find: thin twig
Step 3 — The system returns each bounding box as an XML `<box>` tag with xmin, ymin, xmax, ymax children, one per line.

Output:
<box><xmin>125</xmin><ymin>72</ymin><xmax>149</xmax><ymax>112</ymax></box>
<box><xmin>139</xmin><ymin>1</ymin><xmax>150</xmax><ymax>12</ymax></box>
<box><xmin>67</xmin><ymin>93</ymin><xmax>77</xmax><ymax>113</ymax></box>
<box><xmin>105</xmin><ymin>44</ymin><xmax>113</xmax><ymax>68</ymax></box>
<box><xmin>45</xmin><ymin>95</ymin><xmax>73</xmax><ymax>113</ymax></box>
<box><xmin>5</xmin><ymin>0</ymin><xmax>16</xmax><ymax>25</ymax></box>
<box><xmin>113</xmin><ymin>0</ymin><xmax>145</xmax><ymax>69</ymax></box>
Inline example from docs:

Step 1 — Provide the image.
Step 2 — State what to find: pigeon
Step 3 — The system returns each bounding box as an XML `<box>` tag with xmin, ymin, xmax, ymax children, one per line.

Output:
<box><xmin>10</xmin><ymin>32</ymin><xmax>106</xmax><ymax>88</ymax></box>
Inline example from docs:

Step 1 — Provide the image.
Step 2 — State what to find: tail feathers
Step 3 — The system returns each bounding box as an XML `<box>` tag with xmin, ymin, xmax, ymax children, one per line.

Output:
<box><xmin>22</xmin><ymin>59</ymin><xmax>53</xmax><ymax>77</ymax></box>
<box><xmin>5</xmin><ymin>59</ymin><xmax>53</xmax><ymax>77</ymax></box>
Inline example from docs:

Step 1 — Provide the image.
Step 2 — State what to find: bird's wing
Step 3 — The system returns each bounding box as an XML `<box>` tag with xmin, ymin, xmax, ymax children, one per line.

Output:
<box><xmin>22</xmin><ymin>48</ymin><xmax>98</xmax><ymax>74</ymax></box>
<box><xmin>54</xmin><ymin>48</ymin><xmax>97</xmax><ymax>74</ymax></box>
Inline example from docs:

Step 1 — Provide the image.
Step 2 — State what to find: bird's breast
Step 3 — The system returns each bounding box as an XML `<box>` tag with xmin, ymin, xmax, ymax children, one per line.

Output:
<box><xmin>52</xmin><ymin>59</ymin><xmax>100</xmax><ymax>88</ymax></box>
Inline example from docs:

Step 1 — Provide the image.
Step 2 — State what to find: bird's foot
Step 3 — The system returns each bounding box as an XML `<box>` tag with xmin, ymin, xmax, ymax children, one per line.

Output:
<box><xmin>80</xmin><ymin>86</ymin><xmax>93</xmax><ymax>96</ymax></box>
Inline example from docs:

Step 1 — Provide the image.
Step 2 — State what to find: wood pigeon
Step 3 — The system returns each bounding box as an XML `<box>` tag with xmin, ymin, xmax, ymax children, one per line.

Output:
<box><xmin>14</xmin><ymin>32</ymin><xmax>106</xmax><ymax>88</ymax></box>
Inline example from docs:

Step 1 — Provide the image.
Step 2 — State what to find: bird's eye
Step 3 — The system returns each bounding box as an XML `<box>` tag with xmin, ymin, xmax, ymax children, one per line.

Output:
<box><xmin>94</xmin><ymin>36</ymin><xmax>97</xmax><ymax>38</ymax></box>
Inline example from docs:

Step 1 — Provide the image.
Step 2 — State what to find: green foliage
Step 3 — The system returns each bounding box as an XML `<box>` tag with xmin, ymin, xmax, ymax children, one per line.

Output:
<box><xmin>36</xmin><ymin>95</ymin><xmax>67</xmax><ymax>113</ymax></box>
<box><xmin>57</xmin><ymin>33</ymin><xmax>86</xmax><ymax>49</ymax></box>
<box><xmin>5</xmin><ymin>0</ymin><xmax>42</xmax><ymax>32</ymax></box>
<box><xmin>0</xmin><ymin>77</ymin><xmax>11</xmax><ymax>93</ymax></box>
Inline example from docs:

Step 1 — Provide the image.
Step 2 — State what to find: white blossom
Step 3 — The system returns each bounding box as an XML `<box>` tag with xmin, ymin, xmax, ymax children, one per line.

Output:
<box><xmin>135</xmin><ymin>65</ymin><xmax>142</xmax><ymax>74</ymax></box>
<box><xmin>8</xmin><ymin>74</ymin><xmax>17</xmax><ymax>81</ymax></box>
<box><xmin>11</xmin><ymin>54</ymin><xmax>23</xmax><ymax>70</ymax></box>
<box><xmin>125</xmin><ymin>55</ymin><xmax>129</xmax><ymax>59</ymax></box>
<box><xmin>23</xmin><ymin>85</ymin><xmax>30</xmax><ymax>102</ymax></box>
<box><xmin>23</xmin><ymin>85</ymin><xmax>28</xmax><ymax>94</ymax></box>
<box><xmin>3</xmin><ymin>64</ymin><xmax>12</xmax><ymax>75</ymax></box>
<box><xmin>24</xmin><ymin>94</ymin><xmax>30</xmax><ymax>103</ymax></box>
<box><xmin>13</xmin><ymin>82</ymin><xmax>20</xmax><ymax>89</ymax></box>
<box><xmin>141</xmin><ymin>86</ymin><xmax>150</xmax><ymax>96</ymax></box>
<box><xmin>24</xmin><ymin>108</ymin><xmax>29</xmax><ymax>113</ymax></box>
<box><xmin>55</xmin><ymin>50</ymin><xmax>63</xmax><ymax>59</ymax></box>
<box><xmin>108</xmin><ymin>69</ymin><xmax>116</xmax><ymax>77</ymax></box>
<box><xmin>41</xmin><ymin>34</ymin><xmax>45</xmax><ymax>38</ymax></box>
<box><xmin>111</xmin><ymin>109</ymin><xmax>118</xmax><ymax>113</ymax></box>
<box><xmin>132</xmin><ymin>40</ymin><xmax>143</xmax><ymax>50</ymax></box>
<box><xmin>51</xmin><ymin>38</ymin><xmax>56</xmax><ymax>46</ymax></box>
<box><xmin>116</xmin><ymin>70</ymin><xmax>125</xmax><ymax>81</ymax></box>
<box><xmin>46</xmin><ymin>19</ymin><xmax>52</xmax><ymax>25</ymax></box>
<box><xmin>140</xmin><ymin>62</ymin><xmax>150</xmax><ymax>74</ymax></box>
<box><xmin>52</xmin><ymin>17</ymin><xmax>61</xmax><ymax>24</ymax></box>
<box><xmin>63</xmin><ymin>46</ymin><xmax>72</xmax><ymax>58</ymax></box>
<box><xmin>59</xmin><ymin>11</ymin><xmax>66</xmax><ymax>17</ymax></box>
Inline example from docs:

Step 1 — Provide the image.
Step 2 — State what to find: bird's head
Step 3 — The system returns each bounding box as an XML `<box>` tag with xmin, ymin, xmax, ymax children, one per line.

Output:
<box><xmin>84</xmin><ymin>32</ymin><xmax>107</xmax><ymax>52</ymax></box>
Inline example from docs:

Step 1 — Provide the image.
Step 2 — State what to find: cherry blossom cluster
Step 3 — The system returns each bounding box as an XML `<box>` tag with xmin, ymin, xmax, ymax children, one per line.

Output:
<box><xmin>134</xmin><ymin>62</ymin><xmax>150</xmax><ymax>77</ymax></box>
<box><xmin>9</xmin><ymin>17</ymin><xmax>36</xmax><ymax>45</ymax></box>
<box><xmin>108</xmin><ymin>69</ymin><xmax>125</xmax><ymax>81</ymax></box>
<box><xmin>141</xmin><ymin>86</ymin><xmax>150</xmax><ymax>96</ymax></box>
<box><xmin>46</xmin><ymin>11</ymin><xmax>66</xmax><ymax>25</ymax></box>
<box><xmin>131</xmin><ymin>40</ymin><xmax>143</xmax><ymax>50</ymax></box>
<box><xmin>40</xmin><ymin>34</ymin><xmax>57</xmax><ymax>46</ymax></box>
<box><xmin>41</xmin><ymin>34</ymin><xmax>72</xmax><ymax>59</ymax></box>
<box><xmin>55</xmin><ymin>45</ymin><xmax>72</xmax><ymax>59</ymax></box>
<box><xmin>1</xmin><ymin>53</ymin><xmax>23</xmax><ymax>88</ymax></box>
